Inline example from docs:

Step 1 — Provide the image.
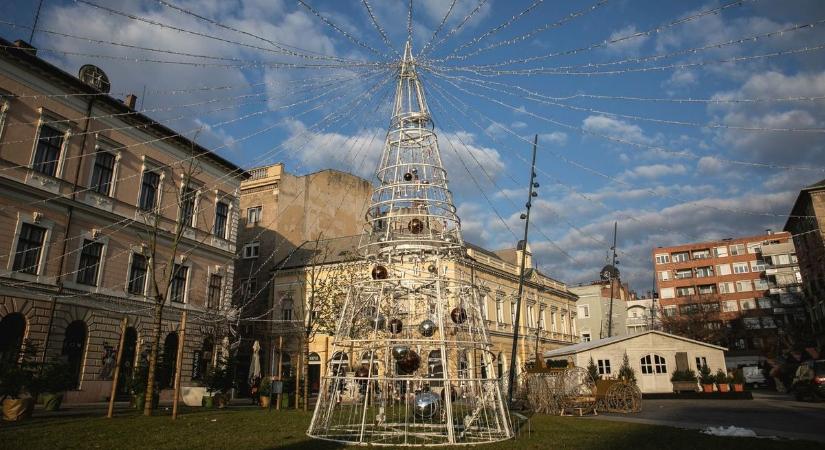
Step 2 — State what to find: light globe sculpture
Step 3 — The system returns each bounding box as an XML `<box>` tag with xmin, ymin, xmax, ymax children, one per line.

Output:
<box><xmin>307</xmin><ymin>42</ymin><xmax>512</xmax><ymax>446</ymax></box>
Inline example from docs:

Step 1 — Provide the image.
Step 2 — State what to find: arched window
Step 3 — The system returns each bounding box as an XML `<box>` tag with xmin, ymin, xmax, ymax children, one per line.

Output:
<box><xmin>158</xmin><ymin>332</ymin><xmax>179</xmax><ymax>389</ymax></box>
<box><xmin>330</xmin><ymin>351</ymin><xmax>348</xmax><ymax>376</ymax></box>
<box><xmin>0</xmin><ymin>313</ymin><xmax>27</xmax><ymax>365</ymax></box>
<box><xmin>640</xmin><ymin>354</ymin><xmax>668</xmax><ymax>374</ymax></box>
<box><xmin>62</xmin><ymin>320</ymin><xmax>87</xmax><ymax>388</ymax></box>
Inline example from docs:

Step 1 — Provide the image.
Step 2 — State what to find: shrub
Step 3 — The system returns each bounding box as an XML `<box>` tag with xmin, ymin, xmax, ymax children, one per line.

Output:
<box><xmin>670</xmin><ymin>369</ymin><xmax>697</xmax><ymax>382</ymax></box>
<box><xmin>698</xmin><ymin>365</ymin><xmax>714</xmax><ymax>384</ymax></box>
<box><xmin>587</xmin><ymin>357</ymin><xmax>599</xmax><ymax>381</ymax></box>
<box><xmin>715</xmin><ymin>369</ymin><xmax>728</xmax><ymax>385</ymax></box>
<box><xmin>618</xmin><ymin>352</ymin><xmax>637</xmax><ymax>385</ymax></box>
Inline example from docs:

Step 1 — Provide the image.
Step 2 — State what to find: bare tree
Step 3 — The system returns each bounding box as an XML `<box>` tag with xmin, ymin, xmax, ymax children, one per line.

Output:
<box><xmin>658</xmin><ymin>294</ymin><xmax>726</xmax><ymax>346</ymax></box>
<box><xmin>138</xmin><ymin>148</ymin><xmax>212</xmax><ymax>416</ymax></box>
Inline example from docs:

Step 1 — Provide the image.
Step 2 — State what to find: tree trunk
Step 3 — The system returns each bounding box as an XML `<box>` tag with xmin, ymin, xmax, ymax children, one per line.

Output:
<box><xmin>144</xmin><ymin>299</ymin><xmax>164</xmax><ymax>416</ymax></box>
<box><xmin>303</xmin><ymin>333</ymin><xmax>309</xmax><ymax>411</ymax></box>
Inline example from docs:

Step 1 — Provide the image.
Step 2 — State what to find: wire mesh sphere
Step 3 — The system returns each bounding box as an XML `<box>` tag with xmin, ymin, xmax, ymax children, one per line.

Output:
<box><xmin>397</xmin><ymin>350</ymin><xmax>421</xmax><ymax>375</ymax></box>
<box><xmin>413</xmin><ymin>391</ymin><xmax>441</xmax><ymax>419</ymax></box>
<box><xmin>388</xmin><ymin>318</ymin><xmax>403</xmax><ymax>334</ymax></box>
<box><xmin>371</xmin><ymin>265</ymin><xmax>388</xmax><ymax>280</ymax></box>
<box><xmin>418</xmin><ymin>319</ymin><xmax>436</xmax><ymax>337</ymax></box>
<box><xmin>403</xmin><ymin>172</ymin><xmax>413</xmax><ymax>181</ymax></box>
<box><xmin>408</xmin><ymin>218</ymin><xmax>423</xmax><ymax>234</ymax></box>
<box><xmin>450</xmin><ymin>307</ymin><xmax>467</xmax><ymax>324</ymax></box>
<box><xmin>392</xmin><ymin>345</ymin><xmax>410</xmax><ymax>360</ymax></box>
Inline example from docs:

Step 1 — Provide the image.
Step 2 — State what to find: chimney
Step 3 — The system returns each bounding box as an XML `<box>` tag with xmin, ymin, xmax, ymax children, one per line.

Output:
<box><xmin>125</xmin><ymin>94</ymin><xmax>138</xmax><ymax>110</ymax></box>
<box><xmin>13</xmin><ymin>40</ymin><xmax>37</xmax><ymax>55</ymax></box>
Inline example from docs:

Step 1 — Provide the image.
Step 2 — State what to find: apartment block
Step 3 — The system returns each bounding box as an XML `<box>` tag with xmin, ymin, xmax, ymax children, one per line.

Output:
<box><xmin>653</xmin><ymin>231</ymin><xmax>805</xmax><ymax>364</ymax></box>
<box><xmin>570</xmin><ymin>272</ymin><xmax>633</xmax><ymax>342</ymax></box>
<box><xmin>0</xmin><ymin>39</ymin><xmax>246</xmax><ymax>402</ymax></box>
<box><xmin>784</xmin><ymin>178</ymin><xmax>825</xmax><ymax>346</ymax></box>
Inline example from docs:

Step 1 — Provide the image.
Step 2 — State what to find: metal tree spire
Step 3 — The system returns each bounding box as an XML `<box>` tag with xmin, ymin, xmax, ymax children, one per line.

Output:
<box><xmin>307</xmin><ymin>41</ymin><xmax>512</xmax><ymax>446</ymax></box>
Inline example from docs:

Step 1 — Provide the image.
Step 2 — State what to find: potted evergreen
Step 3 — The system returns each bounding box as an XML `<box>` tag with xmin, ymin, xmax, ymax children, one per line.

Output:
<box><xmin>670</xmin><ymin>369</ymin><xmax>698</xmax><ymax>393</ymax></box>
<box><xmin>586</xmin><ymin>357</ymin><xmax>600</xmax><ymax>382</ymax></box>
<box><xmin>699</xmin><ymin>365</ymin><xmax>715</xmax><ymax>393</ymax></box>
<box><xmin>33</xmin><ymin>361</ymin><xmax>75</xmax><ymax>411</ymax></box>
<box><xmin>0</xmin><ymin>342</ymin><xmax>38</xmax><ymax>421</ymax></box>
<box><xmin>128</xmin><ymin>361</ymin><xmax>158</xmax><ymax>410</ymax></box>
<box><xmin>202</xmin><ymin>357</ymin><xmax>234</xmax><ymax>408</ymax></box>
<box><xmin>258</xmin><ymin>377</ymin><xmax>271</xmax><ymax>408</ymax></box>
<box><xmin>618</xmin><ymin>352</ymin><xmax>637</xmax><ymax>386</ymax></box>
<box><xmin>731</xmin><ymin>368</ymin><xmax>745</xmax><ymax>392</ymax></box>
<box><xmin>716</xmin><ymin>369</ymin><xmax>730</xmax><ymax>393</ymax></box>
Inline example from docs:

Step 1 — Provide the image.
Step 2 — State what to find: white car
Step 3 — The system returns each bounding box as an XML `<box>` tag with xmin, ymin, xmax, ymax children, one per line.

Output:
<box><xmin>742</xmin><ymin>366</ymin><xmax>767</xmax><ymax>388</ymax></box>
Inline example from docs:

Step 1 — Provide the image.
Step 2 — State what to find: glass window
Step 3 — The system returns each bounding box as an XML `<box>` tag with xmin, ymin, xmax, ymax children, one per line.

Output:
<box><xmin>243</xmin><ymin>242</ymin><xmax>260</xmax><ymax>259</ymax></box>
<box><xmin>247</xmin><ymin>206</ymin><xmax>262</xmax><ymax>224</ymax></box>
<box><xmin>76</xmin><ymin>240</ymin><xmax>103</xmax><ymax>286</ymax></box>
<box><xmin>597</xmin><ymin>359</ymin><xmax>611</xmax><ymax>375</ymax></box>
<box><xmin>751</xmin><ymin>260</ymin><xmax>767</xmax><ymax>272</ymax></box>
<box><xmin>282</xmin><ymin>298</ymin><xmax>293</xmax><ymax>321</ymax></box>
<box><xmin>12</xmin><ymin>223</ymin><xmax>47</xmax><ymax>274</ymax></box>
<box><xmin>672</xmin><ymin>252</ymin><xmax>690</xmax><ymax>263</ymax></box>
<box><xmin>207</xmin><ymin>274</ymin><xmax>222</xmax><ymax>309</ymax></box>
<box><xmin>675</xmin><ymin>269</ymin><xmax>692</xmax><ymax>279</ymax></box>
<box><xmin>695</xmin><ymin>356</ymin><xmax>707</xmax><ymax>371</ymax></box>
<box><xmin>659</xmin><ymin>287</ymin><xmax>674</xmax><ymax>299</ymax></box>
<box><xmin>732</xmin><ymin>262</ymin><xmax>749</xmax><ymax>274</ymax></box>
<box><xmin>169</xmin><ymin>264</ymin><xmax>188</xmax><ymax>303</ymax></box>
<box><xmin>241</xmin><ymin>278</ymin><xmax>258</xmax><ymax>302</ymax></box>
<box><xmin>654</xmin><ymin>355</ymin><xmax>667</xmax><ymax>373</ymax></box>
<box><xmin>33</xmin><ymin>124</ymin><xmax>64</xmax><ymax>177</ymax></box>
<box><xmin>753</xmin><ymin>278</ymin><xmax>768</xmax><ymax>290</ymax></box>
<box><xmin>581</xmin><ymin>332</ymin><xmax>591</xmax><ymax>342</ymax></box>
<box><xmin>729</xmin><ymin>244</ymin><xmax>745</xmax><ymax>256</ymax></box>
<box><xmin>139</xmin><ymin>170</ymin><xmax>161</xmax><ymax>211</ymax></box>
<box><xmin>655</xmin><ymin>254</ymin><xmax>670</xmax><ymax>264</ymax></box>
<box><xmin>675</xmin><ymin>286</ymin><xmax>695</xmax><ymax>297</ymax></box>
<box><xmin>698</xmin><ymin>284</ymin><xmax>715</xmax><ymax>295</ymax></box>
<box><xmin>90</xmin><ymin>151</ymin><xmax>116</xmax><ymax>195</ymax></box>
<box><xmin>718</xmin><ymin>282</ymin><xmax>734</xmax><ymax>294</ymax></box>
<box><xmin>496</xmin><ymin>298</ymin><xmax>504</xmax><ymax>323</ymax></box>
<box><xmin>692</xmin><ymin>249</ymin><xmax>710</xmax><ymax>259</ymax></box>
<box><xmin>695</xmin><ymin>266</ymin><xmax>714</xmax><ymax>278</ymax></box>
<box><xmin>659</xmin><ymin>270</ymin><xmax>670</xmax><ymax>281</ymax></box>
<box><xmin>577</xmin><ymin>305</ymin><xmax>590</xmax><ymax>318</ymax></box>
<box><xmin>740</xmin><ymin>299</ymin><xmax>756</xmax><ymax>310</ymax></box>
<box><xmin>128</xmin><ymin>253</ymin><xmax>148</xmax><ymax>295</ymax></box>
<box><xmin>722</xmin><ymin>300</ymin><xmax>738</xmax><ymax>312</ymax></box>
<box><xmin>640</xmin><ymin>355</ymin><xmax>653</xmax><ymax>374</ymax></box>
<box><xmin>736</xmin><ymin>280</ymin><xmax>753</xmax><ymax>292</ymax></box>
<box><xmin>179</xmin><ymin>185</ymin><xmax>197</xmax><ymax>227</ymax></box>
<box><xmin>714</xmin><ymin>246</ymin><xmax>728</xmax><ymax>257</ymax></box>
<box><xmin>214</xmin><ymin>201</ymin><xmax>229</xmax><ymax>239</ymax></box>
<box><xmin>716</xmin><ymin>264</ymin><xmax>731</xmax><ymax>276</ymax></box>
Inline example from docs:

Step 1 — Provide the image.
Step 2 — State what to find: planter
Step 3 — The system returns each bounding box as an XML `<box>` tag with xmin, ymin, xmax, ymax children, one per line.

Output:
<box><xmin>181</xmin><ymin>386</ymin><xmax>207</xmax><ymax>407</ymax></box>
<box><xmin>718</xmin><ymin>383</ymin><xmax>730</xmax><ymax>393</ymax></box>
<box><xmin>2</xmin><ymin>398</ymin><xmax>35</xmax><ymax>421</ymax></box>
<box><xmin>701</xmin><ymin>384</ymin><xmax>714</xmax><ymax>393</ymax></box>
<box><xmin>202</xmin><ymin>395</ymin><xmax>216</xmax><ymax>408</ymax></box>
<box><xmin>133</xmin><ymin>393</ymin><xmax>159</xmax><ymax>411</ymax></box>
<box><xmin>671</xmin><ymin>381</ymin><xmax>698</xmax><ymax>393</ymax></box>
<box><xmin>733</xmin><ymin>383</ymin><xmax>744</xmax><ymax>392</ymax></box>
<box><xmin>41</xmin><ymin>393</ymin><xmax>64</xmax><ymax>411</ymax></box>
<box><xmin>259</xmin><ymin>395</ymin><xmax>271</xmax><ymax>408</ymax></box>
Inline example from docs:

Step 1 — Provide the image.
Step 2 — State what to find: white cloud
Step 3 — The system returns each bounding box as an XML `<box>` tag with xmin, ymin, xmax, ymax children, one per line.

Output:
<box><xmin>582</xmin><ymin>116</ymin><xmax>654</xmax><ymax>144</ymax></box>
<box><xmin>697</xmin><ymin>156</ymin><xmax>724</xmax><ymax>174</ymax></box>
<box><xmin>622</xmin><ymin>164</ymin><xmax>687</xmax><ymax>179</ymax></box>
<box><xmin>606</xmin><ymin>25</ymin><xmax>649</xmax><ymax>55</ymax></box>
<box><xmin>539</xmin><ymin>132</ymin><xmax>568</xmax><ymax>146</ymax></box>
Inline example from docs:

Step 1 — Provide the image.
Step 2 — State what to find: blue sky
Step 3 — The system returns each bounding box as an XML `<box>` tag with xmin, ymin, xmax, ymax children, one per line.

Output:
<box><xmin>2</xmin><ymin>0</ymin><xmax>824</xmax><ymax>292</ymax></box>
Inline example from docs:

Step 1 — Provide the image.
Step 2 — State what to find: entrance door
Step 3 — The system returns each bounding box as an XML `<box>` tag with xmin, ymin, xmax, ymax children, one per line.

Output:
<box><xmin>639</xmin><ymin>354</ymin><xmax>670</xmax><ymax>392</ymax></box>
<box><xmin>117</xmin><ymin>328</ymin><xmax>138</xmax><ymax>398</ymax></box>
<box><xmin>309</xmin><ymin>364</ymin><xmax>321</xmax><ymax>394</ymax></box>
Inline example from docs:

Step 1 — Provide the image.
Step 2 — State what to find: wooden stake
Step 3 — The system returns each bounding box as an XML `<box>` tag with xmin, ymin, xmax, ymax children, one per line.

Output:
<box><xmin>171</xmin><ymin>308</ymin><xmax>187</xmax><ymax>420</ymax></box>
<box><xmin>296</xmin><ymin>350</ymin><xmax>302</xmax><ymax>410</ymax></box>
<box><xmin>106</xmin><ymin>317</ymin><xmax>128</xmax><ymax>418</ymax></box>
<box><xmin>276</xmin><ymin>336</ymin><xmax>283</xmax><ymax>410</ymax></box>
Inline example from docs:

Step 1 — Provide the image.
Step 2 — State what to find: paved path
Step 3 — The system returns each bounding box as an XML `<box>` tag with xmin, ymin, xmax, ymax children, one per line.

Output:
<box><xmin>589</xmin><ymin>391</ymin><xmax>825</xmax><ymax>443</ymax></box>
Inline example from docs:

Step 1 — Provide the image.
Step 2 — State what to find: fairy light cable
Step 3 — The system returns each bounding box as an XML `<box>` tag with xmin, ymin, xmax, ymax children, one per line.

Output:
<box><xmin>297</xmin><ymin>0</ymin><xmax>387</xmax><ymax>60</ymax></box>
<box><xmin>421</xmin><ymin>0</ymin><xmax>490</xmax><ymax>59</ymax></box>
<box><xmin>440</xmin><ymin>0</ymin><xmax>545</xmax><ymax>59</ymax></box>
<box><xmin>361</xmin><ymin>0</ymin><xmax>401</xmax><ymax>58</ymax></box>
<box><xmin>419</xmin><ymin>0</ymin><xmax>458</xmax><ymax>58</ymax></box>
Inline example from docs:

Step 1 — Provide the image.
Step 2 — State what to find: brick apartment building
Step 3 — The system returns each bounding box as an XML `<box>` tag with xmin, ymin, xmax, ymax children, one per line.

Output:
<box><xmin>653</xmin><ymin>231</ymin><xmax>805</xmax><ymax>365</ymax></box>
<box><xmin>784</xmin><ymin>178</ymin><xmax>825</xmax><ymax>346</ymax></box>
<box><xmin>0</xmin><ymin>39</ymin><xmax>245</xmax><ymax>402</ymax></box>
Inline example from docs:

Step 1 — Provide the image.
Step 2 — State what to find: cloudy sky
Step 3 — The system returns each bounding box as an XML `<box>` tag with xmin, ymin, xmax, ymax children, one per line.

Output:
<box><xmin>2</xmin><ymin>0</ymin><xmax>824</xmax><ymax>293</ymax></box>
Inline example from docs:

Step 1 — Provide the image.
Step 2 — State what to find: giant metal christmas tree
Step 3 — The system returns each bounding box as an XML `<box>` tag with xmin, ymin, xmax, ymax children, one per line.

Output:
<box><xmin>307</xmin><ymin>42</ymin><xmax>512</xmax><ymax>446</ymax></box>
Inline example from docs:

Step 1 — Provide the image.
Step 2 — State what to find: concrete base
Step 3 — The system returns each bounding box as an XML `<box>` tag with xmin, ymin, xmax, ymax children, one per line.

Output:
<box><xmin>65</xmin><ymin>380</ymin><xmax>113</xmax><ymax>404</ymax></box>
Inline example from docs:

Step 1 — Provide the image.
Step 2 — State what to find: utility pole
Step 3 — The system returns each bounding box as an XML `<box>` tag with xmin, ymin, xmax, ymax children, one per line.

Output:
<box><xmin>607</xmin><ymin>222</ymin><xmax>618</xmax><ymax>337</ymax></box>
<box><xmin>507</xmin><ymin>134</ymin><xmax>539</xmax><ymax>406</ymax></box>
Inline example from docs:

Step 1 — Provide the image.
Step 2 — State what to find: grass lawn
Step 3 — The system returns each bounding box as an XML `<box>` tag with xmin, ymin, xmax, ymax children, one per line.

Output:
<box><xmin>0</xmin><ymin>408</ymin><xmax>804</xmax><ymax>450</ymax></box>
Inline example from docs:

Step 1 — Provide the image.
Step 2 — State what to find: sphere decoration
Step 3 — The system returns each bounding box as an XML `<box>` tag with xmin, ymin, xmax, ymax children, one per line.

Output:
<box><xmin>371</xmin><ymin>265</ymin><xmax>388</xmax><ymax>280</ymax></box>
<box><xmin>408</xmin><ymin>218</ymin><xmax>423</xmax><ymax>234</ymax></box>
<box><xmin>388</xmin><ymin>318</ymin><xmax>403</xmax><ymax>334</ymax></box>
<box><xmin>392</xmin><ymin>345</ymin><xmax>409</xmax><ymax>360</ymax></box>
<box><xmin>403</xmin><ymin>172</ymin><xmax>413</xmax><ymax>181</ymax></box>
<box><xmin>450</xmin><ymin>307</ymin><xmax>467</xmax><ymax>324</ymax></box>
<box><xmin>413</xmin><ymin>392</ymin><xmax>441</xmax><ymax>419</ymax></box>
<box><xmin>397</xmin><ymin>350</ymin><xmax>420</xmax><ymax>375</ymax></box>
<box><xmin>418</xmin><ymin>319</ymin><xmax>436</xmax><ymax>337</ymax></box>
<box><xmin>427</xmin><ymin>264</ymin><xmax>437</xmax><ymax>274</ymax></box>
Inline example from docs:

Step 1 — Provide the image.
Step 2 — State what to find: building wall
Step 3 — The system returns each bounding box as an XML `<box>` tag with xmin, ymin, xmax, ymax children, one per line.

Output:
<box><xmin>0</xmin><ymin>42</ymin><xmax>243</xmax><ymax>402</ymax></box>
<box><xmin>571</xmin><ymin>282</ymin><xmax>630</xmax><ymax>341</ymax></box>
<box><xmin>653</xmin><ymin>231</ymin><xmax>803</xmax><ymax>359</ymax></box>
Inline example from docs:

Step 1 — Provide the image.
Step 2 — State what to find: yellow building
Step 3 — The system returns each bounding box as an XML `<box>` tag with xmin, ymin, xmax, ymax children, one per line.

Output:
<box><xmin>270</xmin><ymin>236</ymin><xmax>579</xmax><ymax>395</ymax></box>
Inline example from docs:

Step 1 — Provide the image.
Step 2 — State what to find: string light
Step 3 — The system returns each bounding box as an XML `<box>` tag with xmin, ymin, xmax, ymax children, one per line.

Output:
<box><xmin>361</xmin><ymin>0</ymin><xmax>400</xmax><ymax>57</ymax></box>
<box><xmin>440</xmin><ymin>0</ymin><xmax>545</xmax><ymax>59</ymax></box>
<box><xmin>421</xmin><ymin>0</ymin><xmax>490</xmax><ymax>58</ymax></box>
<box><xmin>297</xmin><ymin>0</ymin><xmax>388</xmax><ymax>60</ymax></box>
<box><xmin>418</xmin><ymin>0</ymin><xmax>458</xmax><ymax>57</ymax></box>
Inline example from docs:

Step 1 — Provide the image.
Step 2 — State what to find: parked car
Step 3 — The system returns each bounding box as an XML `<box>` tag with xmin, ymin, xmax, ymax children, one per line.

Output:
<box><xmin>742</xmin><ymin>365</ymin><xmax>767</xmax><ymax>389</ymax></box>
<box><xmin>791</xmin><ymin>360</ymin><xmax>825</xmax><ymax>402</ymax></box>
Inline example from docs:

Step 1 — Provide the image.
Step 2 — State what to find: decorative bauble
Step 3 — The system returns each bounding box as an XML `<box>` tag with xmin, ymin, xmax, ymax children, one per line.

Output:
<box><xmin>389</xmin><ymin>318</ymin><xmax>403</xmax><ymax>334</ymax></box>
<box><xmin>450</xmin><ymin>307</ymin><xmax>467</xmax><ymax>324</ymax></box>
<box><xmin>418</xmin><ymin>319</ymin><xmax>436</xmax><ymax>337</ymax></box>
<box><xmin>397</xmin><ymin>350</ymin><xmax>420</xmax><ymax>375</ymax></box>
<box><xmin>371</xmin><ymin>265</ymin><xmax>388</xmax><ymax>280</ymax></box>
<box><xmin>408</xmin><ymin>218</ymin><xmax>423</xmax><ymax>234</ymax></box>
<box><xmin>413</xmin><ymin>392</ymin><xmax>441</xmax><ymax>419</ymax></box>
<box><xmin>355</xmin><ymin>364</ymin><xmax>370</xmax><ymax>378</ymax></box>
<box><xmin>403</xmin><ymin>172</ymin><xmax>413</xmax><ymax>181</ymax></box>
<box><xmin>392</xmin><ymin>345</ymin><xmax>409</xmax><ymax>360</ymax></box>
<box><xmin>427</xmin><ymin>264</ymin><xmax>437</xmax><ymax>274</ymax></box>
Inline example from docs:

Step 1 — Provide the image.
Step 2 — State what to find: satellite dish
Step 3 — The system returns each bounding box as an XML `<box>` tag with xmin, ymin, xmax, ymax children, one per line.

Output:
<box><xmin>78</xmin><ymin>64</ymin><xmax>111</xmax><ymax>93</ymax></box>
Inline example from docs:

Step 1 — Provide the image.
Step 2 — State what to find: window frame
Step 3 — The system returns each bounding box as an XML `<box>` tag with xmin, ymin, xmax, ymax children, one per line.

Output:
<box><xmin>207</xmin><ymin>273</ymin><xmax>223</xmax><ymax>309</ymax></box>
<box><xmin>247</xmin><ymin>206</ymin><xmax>262</xmax><ymax>224</ymax></box>
<box><xmin>168</xmin><ymin>263</ymin><xmax>189</xmax><ymax>304</ymax></box>
<box><xmin>214</xmin><ymin>200</ymin><xmax>230</xmax><ymax>239</ymax></box>
<box><xmin>242</xmin><ymin>241</ymin><xmax>260</xmax><ymax>259</ymax></box>
<box><xmin>138</xmin><ymin>169</ymin><xmax>162</xmax><ymax>212</ymax></box>
<box><xmin>178</xmin><ymin>183</ymin><xmax>199</xmax><ymax>228</ymax></box>
<box><xmin>75</xmin><ymin>238</ymin><xmax>105</xmax><ymax>286</ymax></box>
<box><xmin>127</xmin><ymin>251</ymin><xmax>149</xmax><ymax>296</ymax></box>
<box><xmin>11</xmin><ymin>222</ymin><xmax>48</xmax><ymax>275</ymax></box>
<box><xmin>30</xmin><ymin>118</ymin><xmax>70</xmax><ymax>178</ymax></box>
<box><xmin>597</xmin><ymin>359</ymin><xmax>611</xmax><ymax>375</ymax></box>
<box><xmin>88</xmin><ymin>138</ymin><xmax>121</xmax><ymax>197</ymax></box>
